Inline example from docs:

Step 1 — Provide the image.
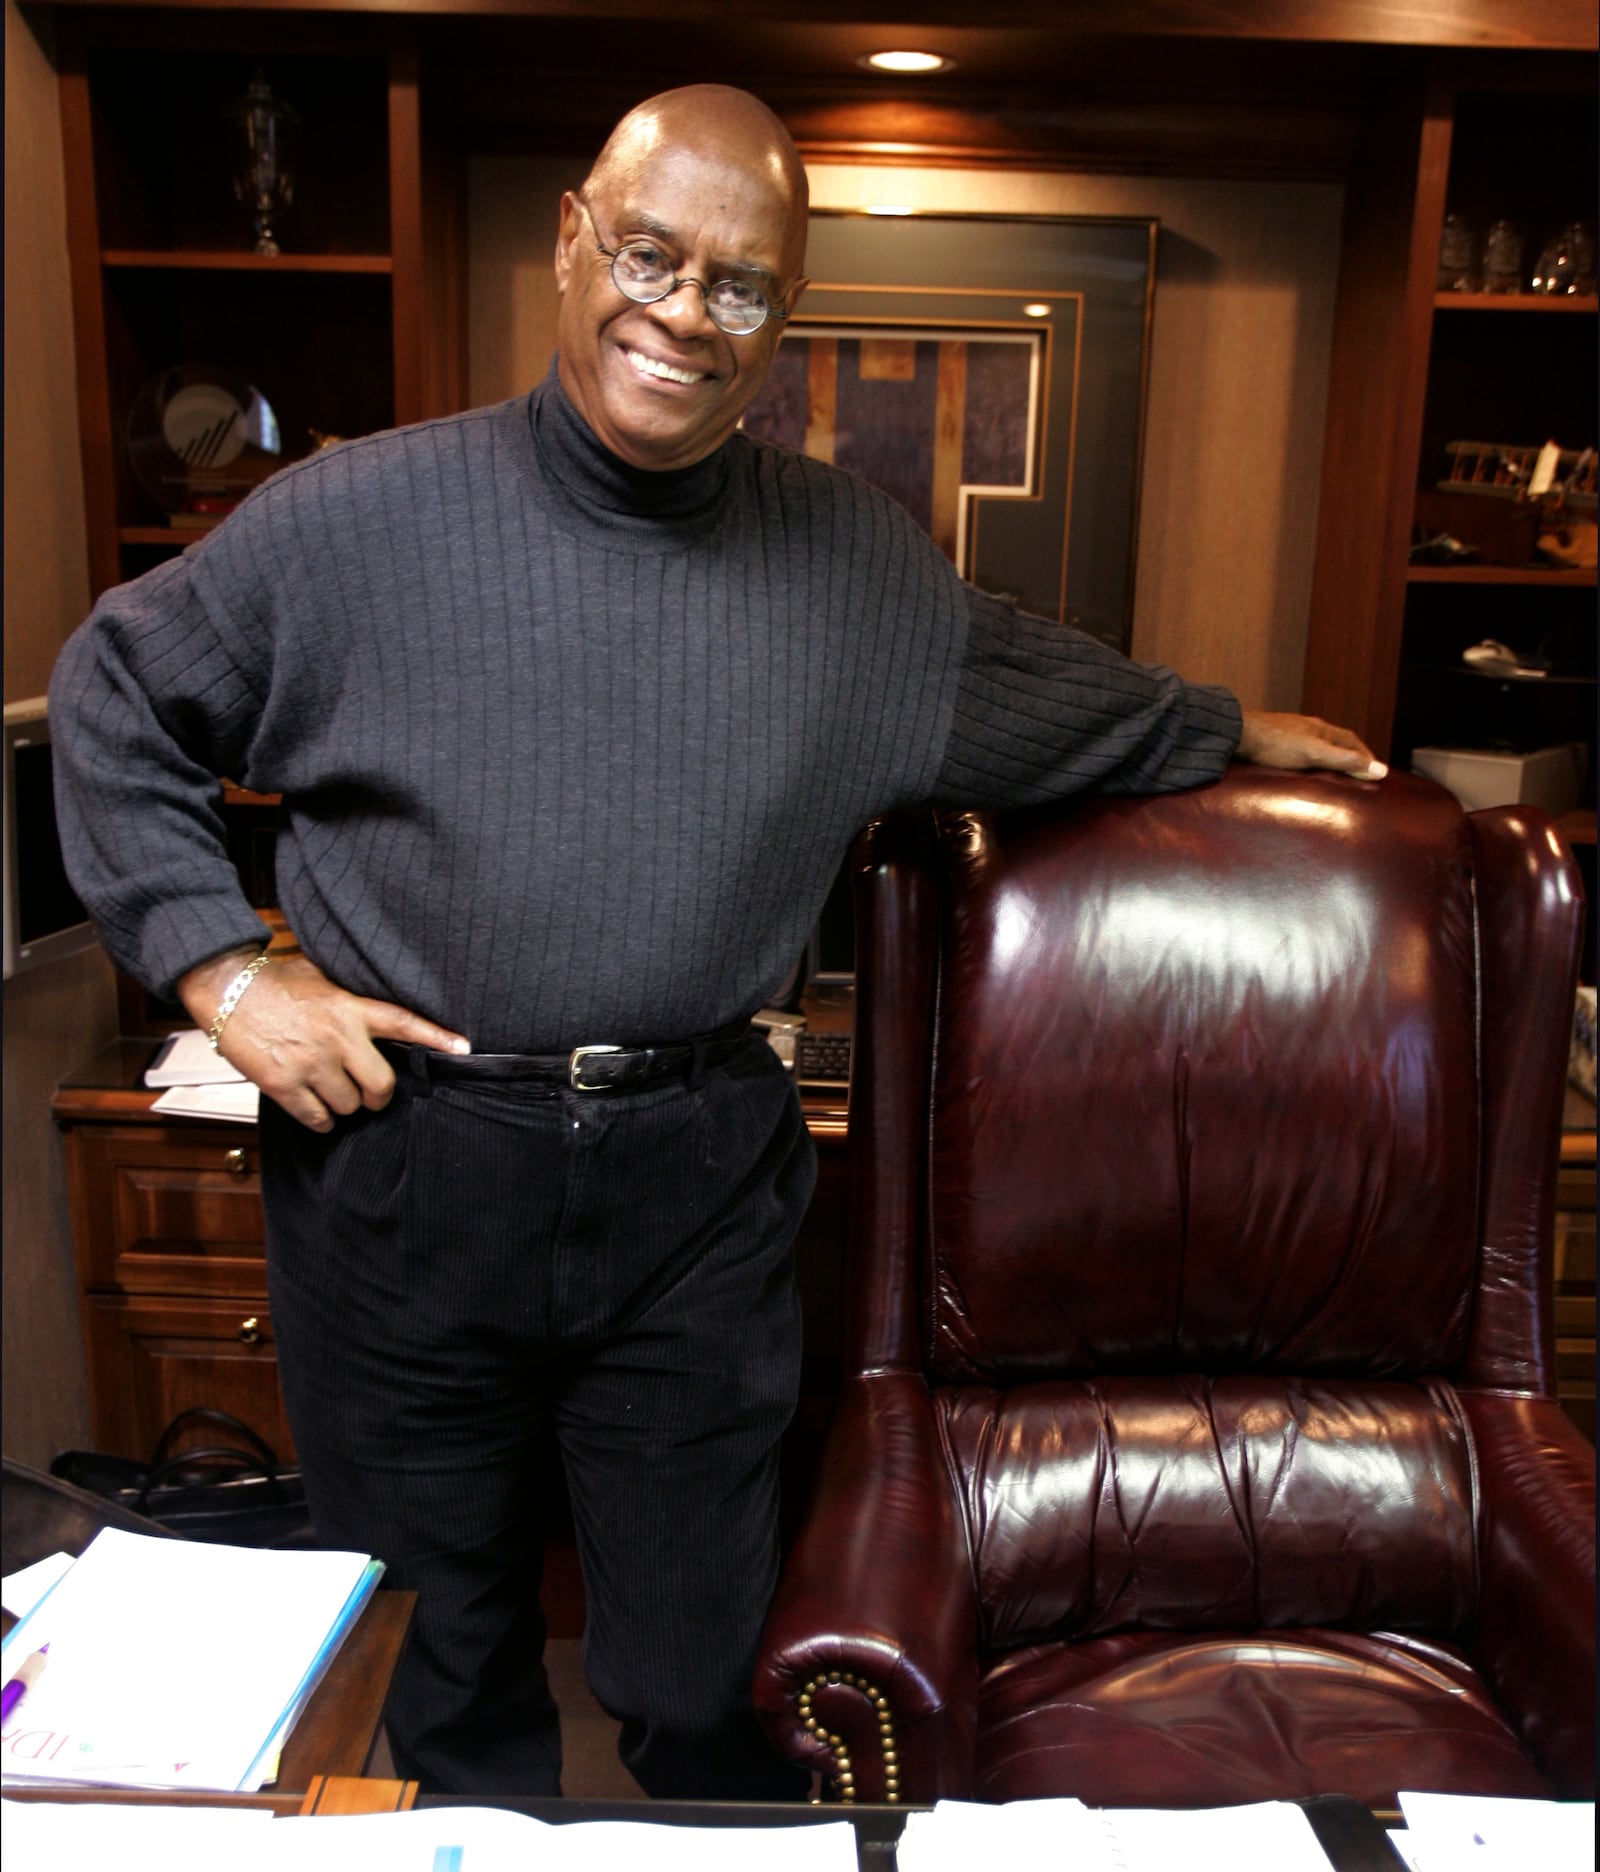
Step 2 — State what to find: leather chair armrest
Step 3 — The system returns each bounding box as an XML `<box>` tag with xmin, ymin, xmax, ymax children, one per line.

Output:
<box><xmin>1460</xmin><ymin>1392</ymin><xmax>1596</xmax><ymax>1796</ymax></box>
<box><xmin>755</xmin><ymin>1371</ymin><xmax>979</xmax><ymax>1801</ymax></box>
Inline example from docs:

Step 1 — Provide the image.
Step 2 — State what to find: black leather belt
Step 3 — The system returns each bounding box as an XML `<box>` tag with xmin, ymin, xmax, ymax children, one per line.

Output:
<box><xmin>392</xmin><ymin>1020</ymin><xmax>753</xmax><ymax>1093</ymax></box>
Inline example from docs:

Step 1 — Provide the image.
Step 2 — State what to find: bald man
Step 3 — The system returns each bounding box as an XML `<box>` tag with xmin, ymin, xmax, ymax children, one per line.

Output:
<box><xmin>51</xmin><ymin>85</ymin><xmax>1382</xmax><ymax>1798</ymax></box>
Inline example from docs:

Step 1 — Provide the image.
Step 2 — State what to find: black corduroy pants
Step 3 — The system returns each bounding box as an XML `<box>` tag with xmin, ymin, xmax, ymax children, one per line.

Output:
<box><xmin>258</xmin><ymin>1033</ymin><xmax>815</xmax><ymax>1799</ymax></box>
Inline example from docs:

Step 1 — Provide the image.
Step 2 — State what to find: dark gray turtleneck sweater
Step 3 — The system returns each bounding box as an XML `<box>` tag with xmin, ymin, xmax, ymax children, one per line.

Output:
<box><xmin>50</xmin><ymin>370</ymin><xmax>1241</xmax><ymax>1052</ymax></box>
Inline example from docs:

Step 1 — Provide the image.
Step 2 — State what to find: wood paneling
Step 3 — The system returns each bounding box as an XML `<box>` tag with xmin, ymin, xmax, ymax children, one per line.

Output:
<box><xmin>930</xmin><ymin>340</ymin><xmax>967</xmax><ymax>564</ymax></box>
<box><xmin>804</xmin><ymin>338</ymin><xmax>838</xmax><ymax>465</ymax></box>
<box><xmin>54</xmin><ymin>18</ymin><xmax>120</xmax><ymax>608</ymax></box>
<box><xmin>4</xmin><ymin>0</ymin><xmax>93</xmax><ymax>696</ymax></box>
<box><xmin>435</xmin><ymin>37</ymin><xmax>1374</xmax><ymax>180</ymax></box>
<box><xmin>1300</xmin><ymin>69</ymin><xmax>1434</xmax><ymax>751</ymax></box>
<box><xmin>388</xmin><ymin>27</ymin><xmax>424</xmax><ymax>428</ymax></box>
<box><xmin>3</xmin><ymin>950</ymin><xmax>117</xmax><ymax>1468</ymax></box>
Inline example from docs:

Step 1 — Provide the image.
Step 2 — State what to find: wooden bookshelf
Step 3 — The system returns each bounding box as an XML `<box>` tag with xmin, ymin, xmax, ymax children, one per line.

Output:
<box><xmin>58</xmin><ymin>12</ymin><xmax>464</xmax><ymax>605</ymax></box>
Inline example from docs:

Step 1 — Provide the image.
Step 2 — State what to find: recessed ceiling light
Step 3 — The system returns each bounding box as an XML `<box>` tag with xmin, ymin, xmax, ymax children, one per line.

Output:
<box><xmin>1023</xmin><ymin>303</ymin><xmax>1052</xmax><ymax>318</ymax></box>
<box><xmin>860</xmin><ymin>50</ymin><xmax>955</xmax><ymax>75</ymax></box>
<box><xmin>867</xmin><ymin>205</ymin><xmax>916</xmax><ymax>217</ymax></box>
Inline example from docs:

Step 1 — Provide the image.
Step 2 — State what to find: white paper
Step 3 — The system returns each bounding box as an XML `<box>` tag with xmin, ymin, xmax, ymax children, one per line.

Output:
<box><xmin>1</xmin><ymin>1551</ymin><xmax>74</xmax><ymax>1620</ymax></box>
<box><xmin>2</xmin><ymin>1802</ymin><xmax>859</xmax><ymax>1872</ymax></box>
<box><xmin>152</xmin><ymin>1080</ymin><xmax>261</xmax><ymax>1123</ymax></box>
<box><xmin>2</xmin><ymin>1797</ymin><xmax>274</xmax><ymax>1872</ymax></box>
<box><xmin>1398</xmin><ymin>1791</ymin><xmax>1596</xmax><ymax>1872</ymax></box>
<box><xmin>267</xmin><ymin>1810</ymin><xmax>860</xmax><ymax>1872</ymax></box>
<box><xmin>897</xmin><ymin>1796</ymin><xmax>1334</xmax><ymax>1872</ymax></box>
<box><xmin>144</xmin><ymin>1028</ymin><xmax>249</xmax><ymax>1087</ymax></box>
<box><xmin>898</xmin><ymin>1798</ymin><xmax>1104</xmax><ymax>1871</ymax></box>
<box><xmin>0</xmin><ymin>1529</ymin><xmax>377</xmax><ymax>1792</ymax></box>
<box><xmin>1103</xmin><ymin>1800</ymin><xmax>1335</xmax><ymax>1869</ymax></box>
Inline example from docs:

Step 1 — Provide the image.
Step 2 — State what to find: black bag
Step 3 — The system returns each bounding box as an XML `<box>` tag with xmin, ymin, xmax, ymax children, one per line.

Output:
<box><xmin>49</xmin><ymin>1408</ymin><xmax>316</xmax><ymax>1550</ymax></box>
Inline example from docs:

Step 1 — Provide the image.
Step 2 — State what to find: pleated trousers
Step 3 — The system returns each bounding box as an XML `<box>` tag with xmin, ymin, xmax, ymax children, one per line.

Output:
<box><xmin>258</xmin><ymin>1031</ymin><xmax>815</xmax><ymax>1798</ymax></box>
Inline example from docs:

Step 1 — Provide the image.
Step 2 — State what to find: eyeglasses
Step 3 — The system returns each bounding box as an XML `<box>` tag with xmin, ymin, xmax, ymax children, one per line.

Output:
<box><xmin>581</xmin><ymin>200</ymin><xmax>789</xmax><ymax>336</ymax></box>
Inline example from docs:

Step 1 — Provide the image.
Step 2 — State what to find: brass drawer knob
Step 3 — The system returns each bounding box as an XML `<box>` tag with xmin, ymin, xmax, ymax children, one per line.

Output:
<box><xmin>224</xmin><ymin>1147</ymin><xmax>248</xmax><ymax>1175</ymax></box>
<box><xmin>238</xmin><ymin>1316</ymin><xmax>261</xmax><ymax>1346</ymax></box>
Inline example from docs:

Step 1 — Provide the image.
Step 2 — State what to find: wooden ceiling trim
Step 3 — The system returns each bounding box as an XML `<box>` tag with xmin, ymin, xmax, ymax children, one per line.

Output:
<box><xmin>37</xmin><ymin>0</ymin><xmax>1599</xmax><ymax>54</ymax></box>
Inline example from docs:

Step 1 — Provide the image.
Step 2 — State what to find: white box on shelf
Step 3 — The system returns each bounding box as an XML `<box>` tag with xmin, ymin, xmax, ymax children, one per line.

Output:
<box><xmin>1411</xmin><ymin>742</ymin><xmax>1588</xmax><ymax>816</ymax></box>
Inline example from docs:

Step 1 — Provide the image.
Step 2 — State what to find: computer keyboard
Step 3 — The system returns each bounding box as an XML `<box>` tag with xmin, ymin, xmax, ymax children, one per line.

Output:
<box><xmin>795</xmin><ymin>1030</ymin><xmax>852</xmax><ymax>1087</ymax></box>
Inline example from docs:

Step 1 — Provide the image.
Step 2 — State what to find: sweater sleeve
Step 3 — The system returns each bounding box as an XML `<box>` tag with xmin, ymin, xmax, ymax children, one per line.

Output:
<box><xmin>931</xmin><ymin>586</ymin><xmax>1243</xmax><ymax>807</ymax></box>
<box><xmin>48</xmin><ymin>550</ymin><xmax>275</xmax><ymax>1000</ymax></box>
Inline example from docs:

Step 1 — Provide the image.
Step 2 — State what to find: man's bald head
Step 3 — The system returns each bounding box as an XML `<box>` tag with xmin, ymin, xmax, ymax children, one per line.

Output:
<box><xmin>553</xmin><ymin>84</ymin><xmax>811</xmax><ymax>470</ymax></box>
<box><xmin>584</xmin><ymin>86</ymin><xmax>810</xmax><ymax>279</ymax></box>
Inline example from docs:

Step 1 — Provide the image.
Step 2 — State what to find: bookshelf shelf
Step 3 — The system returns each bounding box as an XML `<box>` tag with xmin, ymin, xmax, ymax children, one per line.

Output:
<box><xmin>1433</xmin><ymin>291</ymin><xmax>1597</xmax><ymax>313</ymax></box>
<box><xmin>102</xmin><ymin>249</ymin><xmax>394</xmax><ymax>274</ymax></box>
<box><xmin>1406</xmin><ymin>564</ymin><xmax>1597</xmax><ymax>586</ymax></box>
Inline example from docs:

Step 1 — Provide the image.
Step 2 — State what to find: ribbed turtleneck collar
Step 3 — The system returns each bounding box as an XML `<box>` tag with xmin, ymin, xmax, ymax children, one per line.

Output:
<box><xmin>527</xmin><ymin>362</ymin><xmax>731</xmax><ymax>539</ymax></box>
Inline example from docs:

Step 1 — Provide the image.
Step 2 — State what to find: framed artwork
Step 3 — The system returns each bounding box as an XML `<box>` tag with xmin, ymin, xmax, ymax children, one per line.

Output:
<box><xmin>742</xmin><ymin>211</ymin><xmax>1158</xmax><ymax>651</ymax></box>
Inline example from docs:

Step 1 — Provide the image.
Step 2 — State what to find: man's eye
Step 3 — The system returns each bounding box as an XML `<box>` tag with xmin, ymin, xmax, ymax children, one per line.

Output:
<box><xmin>617</xmin><ymin>244</ymin><xmax>671</xmax><ymax>279</ymax></box>
<box><xmin>710</xmin><ymin>280</ymin><xmax>766</xmax><ymax>310</ymax></box>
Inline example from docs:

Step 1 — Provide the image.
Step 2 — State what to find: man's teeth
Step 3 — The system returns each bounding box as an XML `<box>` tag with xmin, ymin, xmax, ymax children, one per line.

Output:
<box><xmin>627</xmin><ymin>350</ymin><xmax>706</xmax><ymax>385</ymax></box>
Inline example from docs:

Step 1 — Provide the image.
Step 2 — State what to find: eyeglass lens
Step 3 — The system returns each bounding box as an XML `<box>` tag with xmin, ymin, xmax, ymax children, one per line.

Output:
<box><xmin>609</xmin><ymin>242</ymin><xmax>772</xmax><ymax>334</ymax></box>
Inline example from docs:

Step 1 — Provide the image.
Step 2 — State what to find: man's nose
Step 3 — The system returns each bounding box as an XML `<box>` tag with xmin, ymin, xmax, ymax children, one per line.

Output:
<box><xmin>647</xmin><ymin>278</ymin><xmax>719</xmax><ymax>336</ymax></box>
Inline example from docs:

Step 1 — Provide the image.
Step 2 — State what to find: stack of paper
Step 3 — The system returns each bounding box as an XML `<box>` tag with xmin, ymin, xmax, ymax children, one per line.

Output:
<box><xmin>146</xmin><ymin>1027</ymin><xmax>260</xmax><ymax>1123</ymax></box>
<box><xmin>1393</xmin><ymin>1791</ymin><xmax>1596</xmax><ymax>1871</ymax></box>
<box><xmin>0</xmin><ymin>1529</ymin><xmax>380</xmax><ymax>1792</ymax></box>
<box><xmin>0</xmin><ymin>1803</ymin><xmax>861</xmax><ymax>1871</ymax></box>
<box><xmin>897</xmin><ymin>1797</ymin><xmax>1337</xmax><ymax>1871</ymax></box>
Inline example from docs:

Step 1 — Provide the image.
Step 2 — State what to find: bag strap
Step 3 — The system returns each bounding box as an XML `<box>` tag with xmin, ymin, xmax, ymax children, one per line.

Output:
<box><xmin>135</xmin><ymin>1446</ymin><xmax>284</xmax><ymax>1509</ymax></box>
<box><xmin>150</xmin><ymin>1408</ymin><xmax>280</xmax><ymax>1470</ymax></box>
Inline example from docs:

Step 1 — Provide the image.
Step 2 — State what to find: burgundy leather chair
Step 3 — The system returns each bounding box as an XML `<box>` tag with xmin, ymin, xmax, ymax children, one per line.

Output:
<box><xmin>755</xmin><ymin>769</ymin><xmax>1593</xmax><ymax>1808</ymax></box>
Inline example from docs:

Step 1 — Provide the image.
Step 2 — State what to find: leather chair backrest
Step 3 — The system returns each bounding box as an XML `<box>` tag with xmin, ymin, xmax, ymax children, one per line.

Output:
<box><xmin>843</xmin><ymin>772</ymin><xmax>1584</xmax><ymax>1645</ymax></box>
<box><xmin>924</xmin><ymin>774</ymin><xmax>1482</xmax><ymax>1382</ymax></box>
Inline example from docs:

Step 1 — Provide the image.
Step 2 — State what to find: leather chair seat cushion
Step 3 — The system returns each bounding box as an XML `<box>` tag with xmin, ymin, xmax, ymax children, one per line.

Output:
<box><xmin>975</xmin><ymin>1629</ymin><xmax>1555</xmax><ymax>1809</ymax></box>
<box><xmin>942</xmin><ymin>1376</ymin><xmax>1476</xmax><ymax>1649</ymax></box>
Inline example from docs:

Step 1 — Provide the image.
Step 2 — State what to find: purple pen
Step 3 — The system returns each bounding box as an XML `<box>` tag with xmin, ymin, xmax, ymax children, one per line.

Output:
<box><xmin>0</xmin><ymin>1642</ymin><xmax>50</xmax><ymax>1722</ymax></box>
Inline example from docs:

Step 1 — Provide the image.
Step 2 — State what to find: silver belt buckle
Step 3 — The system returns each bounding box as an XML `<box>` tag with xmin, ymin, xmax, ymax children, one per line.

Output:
<box><xmin>569</xmin><ymin>1043</ymin><xmax>623</xmax><ymax>1091</ymax></box>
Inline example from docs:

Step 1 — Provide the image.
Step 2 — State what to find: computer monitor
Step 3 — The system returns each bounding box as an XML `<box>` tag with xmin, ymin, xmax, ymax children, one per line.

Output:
<box><xmin>807</xmin><ymin>861</ymin><xmax>856</xmax><ymax>987</ymax></box>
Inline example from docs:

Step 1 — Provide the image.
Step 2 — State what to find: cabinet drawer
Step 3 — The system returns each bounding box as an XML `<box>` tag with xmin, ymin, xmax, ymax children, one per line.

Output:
<box><xmin>83</xmin><ymin>1293</ymin><xmax>295</xmax><ymax>1462</ymax></box>
<box><xmin>63</xmin><ymin>1124</ymin><xmax>267</xmax><ymax>1294</ymax></box>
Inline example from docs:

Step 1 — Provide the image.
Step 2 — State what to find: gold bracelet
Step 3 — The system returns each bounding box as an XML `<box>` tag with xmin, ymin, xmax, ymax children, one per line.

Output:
<box><xmin>208</xmin><ymin>952</ymin><xmax>272</xmax><ymax>1050</ymax></box>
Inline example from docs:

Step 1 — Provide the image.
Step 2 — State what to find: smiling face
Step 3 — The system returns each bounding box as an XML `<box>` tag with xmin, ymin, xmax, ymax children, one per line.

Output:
<box><xmin>553</xmin><ymin>89</ymin><xmax>809</xmax><ymax>473</ymax></box>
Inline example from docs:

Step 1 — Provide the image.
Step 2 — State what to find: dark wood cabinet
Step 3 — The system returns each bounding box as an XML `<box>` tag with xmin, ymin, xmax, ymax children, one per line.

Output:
<box><xmin>82</xmin><ymin>1291</ymin><xmax>293</xmax><ymax>1465</ymax></box>
<box><xmin>54</xmin><ymin>1047</ymin><xmax>285</xmax><ymax>1458</ymax></box>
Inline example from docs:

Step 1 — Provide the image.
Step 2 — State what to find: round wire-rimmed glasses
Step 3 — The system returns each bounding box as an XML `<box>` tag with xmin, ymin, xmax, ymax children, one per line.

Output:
<box><xmin>581</xmin><ymin>200</ymin><xmax>790</xmax><ymax>336</ymax></box>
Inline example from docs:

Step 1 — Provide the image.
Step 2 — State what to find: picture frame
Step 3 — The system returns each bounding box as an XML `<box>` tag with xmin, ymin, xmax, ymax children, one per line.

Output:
<box><xmin>743</xmin><ymin>211</ymin><xmax>1158</xmax><ymax>650</ymax></box>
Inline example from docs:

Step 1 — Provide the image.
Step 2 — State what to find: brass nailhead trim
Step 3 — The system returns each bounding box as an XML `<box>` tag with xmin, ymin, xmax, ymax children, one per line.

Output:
<box><xmin>796</xmin><ymin>1670</ymin><xmax>900</xmax><ymax>1804</ymax></box>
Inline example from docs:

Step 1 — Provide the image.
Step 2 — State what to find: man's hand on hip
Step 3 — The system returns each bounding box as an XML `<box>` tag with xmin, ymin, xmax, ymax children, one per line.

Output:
<box><xmin>177</xmin><ymin>948</ymin><xmax>471</xmax><ymax>1132</ymax></box>
<box><xmin>1235</xmin><ymin>710</ymin><xmax>1388</xmax><ymax>781</ymax></box>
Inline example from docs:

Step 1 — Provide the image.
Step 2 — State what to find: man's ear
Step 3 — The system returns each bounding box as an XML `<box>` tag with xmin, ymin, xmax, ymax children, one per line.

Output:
<box><xmin>780</xmin><ymin>276</ymin><xmax>810</xmax><ymax>323</ymax></box>
<box><xmin>553</xmin><ymin>191</ymin><xmax>584</xmax><ymax>293</ymax></box>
